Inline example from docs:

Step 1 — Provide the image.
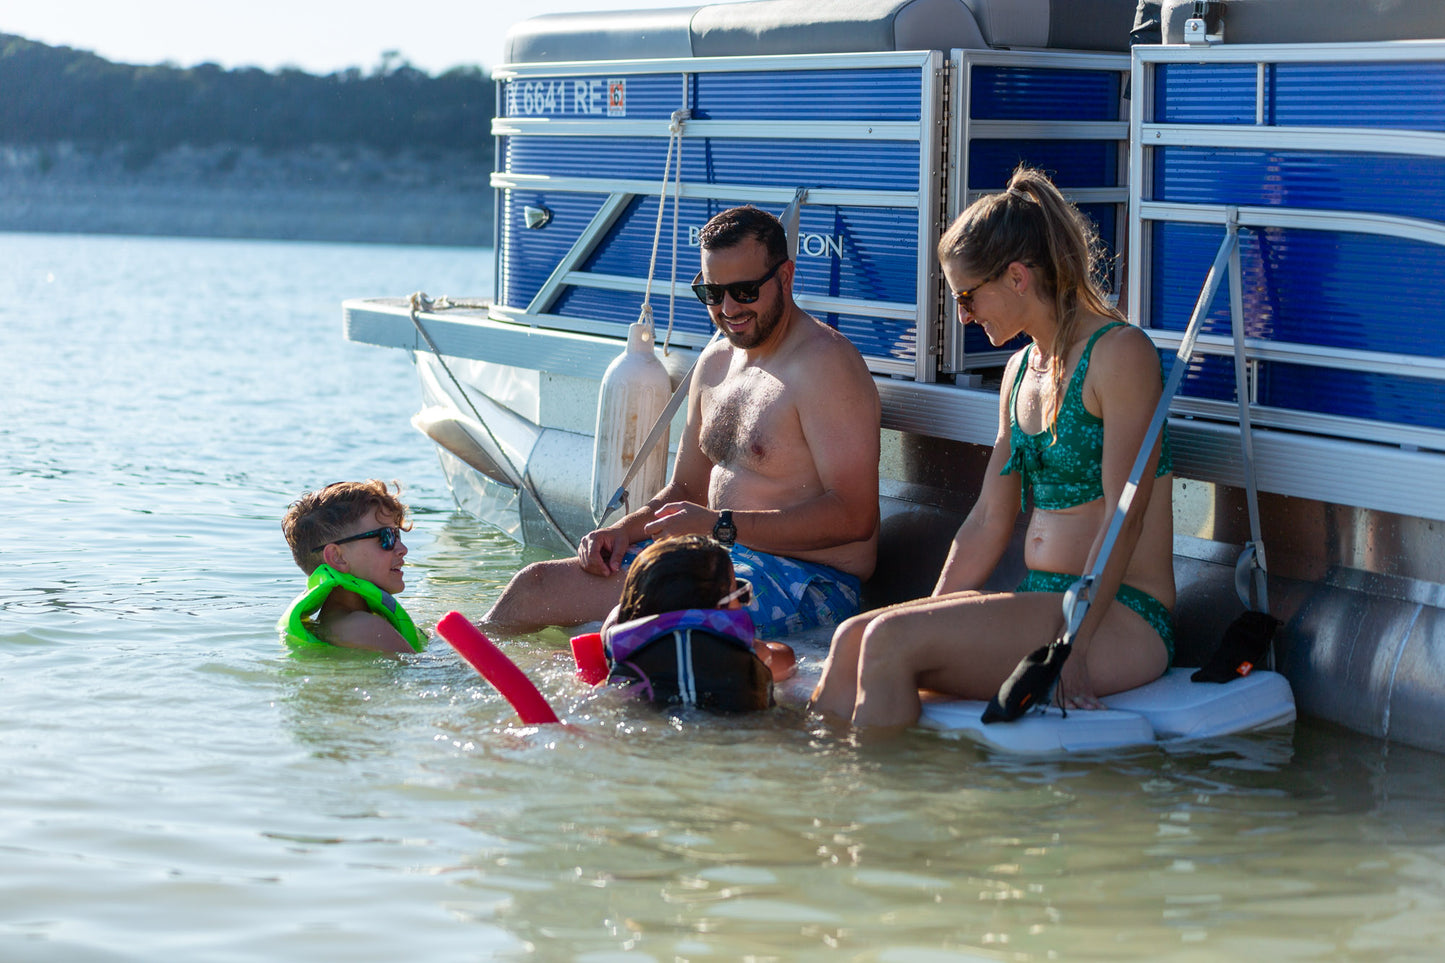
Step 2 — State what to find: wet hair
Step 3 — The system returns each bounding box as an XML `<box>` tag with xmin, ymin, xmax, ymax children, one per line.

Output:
<box><xmin>281</xmin><ymin>479</ymin><xmax>411</xmax><ymax>573</ymax></box>
<box><xmin>698</xmin><ymin>205</ymin><xmax>789</xmax><ymax>266</ymax></box>
<box><xmin>616</xmin><ymin>535</ymin><xmax>734</xmax><ymax>623</ymax></box>
<box><xmin>938</xmin><ymin>166</ymin><xmax>1124</xmax><ymax>431</ymax></box>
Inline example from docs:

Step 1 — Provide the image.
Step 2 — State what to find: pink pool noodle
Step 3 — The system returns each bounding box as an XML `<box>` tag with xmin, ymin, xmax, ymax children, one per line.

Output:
<box><xmin>437</xmin><ymin>611</ymin><xmax>560</xmax><ymax>725</ymax></box>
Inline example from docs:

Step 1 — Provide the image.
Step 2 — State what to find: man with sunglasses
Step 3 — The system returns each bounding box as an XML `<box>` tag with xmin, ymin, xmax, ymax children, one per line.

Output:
<box><xmin>485</xmin><ymin>206</ymin><xmax>881</xmax><ymax>640</ymax></box>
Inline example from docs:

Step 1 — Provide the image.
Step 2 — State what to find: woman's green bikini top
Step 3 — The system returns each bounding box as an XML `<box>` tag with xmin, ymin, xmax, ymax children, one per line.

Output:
<box><xmin>1002</xmin><ymin>321</ymin><xmax>1173</xmax><ymax>511</ymax></box>
<box><xmin>279</xmin><ymin>564</ymin><xmax>426</xmax><ymax>652</ymax></box>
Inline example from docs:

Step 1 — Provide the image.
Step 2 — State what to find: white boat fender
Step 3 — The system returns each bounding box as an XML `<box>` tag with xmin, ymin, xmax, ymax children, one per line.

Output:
<box><xmin>591</xmin><ymin>315</ymin><xmax>672</xmax><ymax>523</ymax></box>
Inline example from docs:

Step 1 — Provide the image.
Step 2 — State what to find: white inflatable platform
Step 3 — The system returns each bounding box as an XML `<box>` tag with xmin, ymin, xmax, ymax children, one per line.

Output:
<box><xmin>918</xmin><ymin>668</ymin><xmax>1295</xmax><ymax>753</ymax></box>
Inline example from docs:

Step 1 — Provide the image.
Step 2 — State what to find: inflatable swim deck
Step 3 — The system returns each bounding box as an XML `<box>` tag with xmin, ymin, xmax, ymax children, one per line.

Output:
<box><xmin>919</xmin><ymin>669</ymin><xmax>1295</xmax><ymax>754</ymax></box>
<box><xmin>769</xmin><ymin>629</ymin><xmax>1295</xmax><ymax>754</ymax></box>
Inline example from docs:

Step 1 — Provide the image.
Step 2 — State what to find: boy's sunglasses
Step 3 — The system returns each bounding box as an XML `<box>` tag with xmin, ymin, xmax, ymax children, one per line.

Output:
<box><xmin>691</xmin><ymin>261</ymin><xmax>784</xmax><ymax>305</ymax></box>
<box><xmin>317</xmin><ymin>526</ymin><xmax>401</xmax><ymax>554</ymax></box>
<box><xmin>717</xmin><ymin>578</ymin><xmax>753</xmax><ymax>607</ymax></box>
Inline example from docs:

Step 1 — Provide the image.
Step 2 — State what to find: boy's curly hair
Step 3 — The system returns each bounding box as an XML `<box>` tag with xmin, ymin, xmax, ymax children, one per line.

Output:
<box><xmin>281</xmin><ymin>479</ymin><xmax>410</xmax><ymax>573</ymax></box>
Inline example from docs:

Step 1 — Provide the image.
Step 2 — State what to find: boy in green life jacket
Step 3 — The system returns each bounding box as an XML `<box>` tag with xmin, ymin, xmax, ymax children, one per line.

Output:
<box><xmin>279</xmin><ymin>480</ymin><xmax>426</xmax><ymax>654</ymax></box>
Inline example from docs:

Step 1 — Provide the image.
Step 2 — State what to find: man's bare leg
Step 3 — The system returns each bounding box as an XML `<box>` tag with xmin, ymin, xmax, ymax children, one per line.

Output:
<box><xmin>481</xmin><ymin>558</ymin><xmax>627</xmax><ymax>634</ymax></box>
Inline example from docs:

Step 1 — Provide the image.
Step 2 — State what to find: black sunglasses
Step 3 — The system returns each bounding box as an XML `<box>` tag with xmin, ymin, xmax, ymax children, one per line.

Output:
<box><xmin>951</xmin><ymin>267</ymin><xmax>1004</xmax><ymax>315</ymax></box>
<box><xmin>691</xmin><ymin>261</ymin><xmax>785</xmax><ymax>305</ymax></box>
<box><xmin>317</xmin><ymin>526</ymin><xmax>401</xmax><ymax>555</ymax></box>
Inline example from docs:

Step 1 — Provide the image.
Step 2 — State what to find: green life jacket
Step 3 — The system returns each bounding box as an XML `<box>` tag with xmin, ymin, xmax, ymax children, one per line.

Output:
<box><xmin>279</xmin><ymin>564</ymin><xmax>426</xmax><ymax>652</ymax></box>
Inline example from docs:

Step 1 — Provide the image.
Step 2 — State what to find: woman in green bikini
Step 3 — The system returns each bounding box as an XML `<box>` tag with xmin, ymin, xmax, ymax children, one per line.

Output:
<box><xmin>811</xmin><ymin>167</ymin><xmax>1174</xmax><ymax>728</ymax></box>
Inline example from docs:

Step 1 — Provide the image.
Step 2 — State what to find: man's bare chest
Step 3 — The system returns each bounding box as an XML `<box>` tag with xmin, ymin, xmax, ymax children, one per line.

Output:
<box><xmin>698</xmin><ymin>371</ymin><xmax>798</xmax><ymax>471</ymax></box>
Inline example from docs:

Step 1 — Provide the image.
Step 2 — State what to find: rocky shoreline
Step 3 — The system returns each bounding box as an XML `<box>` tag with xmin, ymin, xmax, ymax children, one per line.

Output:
<box><xmin>0</xmin><ymin>143</ymin><xmax>494</xmax><ymax>247</ymax></box>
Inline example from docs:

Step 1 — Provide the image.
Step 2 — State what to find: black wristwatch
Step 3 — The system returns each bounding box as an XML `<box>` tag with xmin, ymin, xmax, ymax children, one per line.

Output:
<box><xmin>712</xmin><ymin>509</ymin><xmax>737</xmax><ymax>547</ymax></box>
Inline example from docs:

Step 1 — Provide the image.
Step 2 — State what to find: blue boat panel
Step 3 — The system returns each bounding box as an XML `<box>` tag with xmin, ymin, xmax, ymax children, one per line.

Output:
<box><xmin>505</xmin><ymin>136</ymin><xmax>922</xmax><ymax>191</ymax></box>
<box><xmin>1152</xmin><ymin>147</ymin><xmax>1445</xmax><ymax>223</ymax></box>
<box><xmin>1155</xmin><ymin>63</ymin><xmax>1257</xmax><ymax>124</ymax></box>
<box><xmin>498</xmin><ymin>190</ymin><xmax>612</xmax><ymax>310</ymax></box>
<box><xmin>1270</xmin><ymin>62</ymin><xmax>1445</xmax><ymax>131</ymax></box>
<box><xmin>693</xmin><ymin>68</ymin><xmax>922</xmax><ymax>122</ymax></box>
<box><xmin>1148</xmin><ymin>221</ymin><xmax>1445</xmax><ymax>427</ymax></box>
<box><xmin>1148</xmin><ymin>222</ymin><xmax>1445</xmax><ymax>357</ymax></box>
<box><xmin>970</xmin><ymin>66</ymin><xmax>1121</xmax><ymax>122</ymax></box>
<box><xmin>552</xmin><ymin>288</ymin><xmax>917</xmax><ymax>365</ymax></box>
<box><xmin>1077</xmin><ymin>202</ymin><xmax>1119</xmax><ymax>282</ymax></box>
<box><xmin>961</xmin><ymin>324</ymin><xmax>1027</xmax><ymax>357</ymax></box>
<box><xmin>1162</xmin><ymin>352</ymin><xmax>1233</xmax><ymax>403</ymax></box>
<box><xmin>1265</xmin><ymin>363</ymin><xmax>1445</xmax><ymax>429</ymax></box>
<box><xmin>503</xmin><ymin>73</ymin><xmax>694</xmax><ymax>121</ymax></box>
<box><xmin>579</xmin><ymin>196</ymin><xmax>716</xmax><ymax>283</ymax></box>
<box><xmin>575</xmin><ymin>197</ymin><xmax>921</xmax><ymax>306</ymax></box>
<box><xmin>967</xmin><ymin>140</ymin><xmax>1119</xmax><ymax>189</ymax></box>
<box><xmin>503</xmin><ymin>66</ymin><xmax>925</xmax><ymax>124</ymax></box>
<box><xmin>792</xmin><ymin>205</ymin><xmax>922</xmax><ymax>305</ymax></box>
<box><xmin>501</xmin><ymin>191</ymin><xmax>920</xmax><ymax>363</ymax></box>
<box><xmin>555</xmin><ymin>285</ymin><xmax>716</xmax><ymax>337</ymax></box>
<box><xmin>1166</xmin><ymin>353</ymin><xmax>1445</xmax><ymax>431</ymax></box>
<box><xmin>833</xmin><ymin>313</ymin><xmax>917</xmax><ymax>364</ymax></box>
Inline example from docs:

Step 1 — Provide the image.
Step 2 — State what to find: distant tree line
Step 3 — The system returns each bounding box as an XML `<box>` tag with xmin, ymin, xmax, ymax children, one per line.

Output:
<box><xmin>0</xmin><ymin>34</ymin><xmax>495</xmax><ymax>160</ymax></box>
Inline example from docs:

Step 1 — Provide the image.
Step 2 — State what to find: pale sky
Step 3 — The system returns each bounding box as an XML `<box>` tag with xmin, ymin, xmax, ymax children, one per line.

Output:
<box><xmin>3</xmin><ymin>1</ymin><xmax>724</xmax><ymax>77</ymax></box>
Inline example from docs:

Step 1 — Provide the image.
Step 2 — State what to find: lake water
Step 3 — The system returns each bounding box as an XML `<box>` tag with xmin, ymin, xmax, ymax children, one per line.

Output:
<box><xmin>2</xmin><ymin>231</ymin><xmax>1443</xmax><ymax>961</ymax></box>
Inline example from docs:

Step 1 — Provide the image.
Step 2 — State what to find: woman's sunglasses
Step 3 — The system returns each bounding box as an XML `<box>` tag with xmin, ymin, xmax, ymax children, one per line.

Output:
<box><xmin>316</xmin><ymin>526</ymin><xmax>401</xmax><ymax>555</ymax></box>
<box><xmin>691</xmin><ymin>261</ymin><xmax>784</xmax><ymax>305</ymax></box>
<box><xmin>951</xmin><ymin>268</ymin><xmax>1003</xmax><ymax>315</ymax></box>
<box><xmin>717</xmin><ymin>578</ymin><xmax>753</xmax><ymax>607</ymax></box>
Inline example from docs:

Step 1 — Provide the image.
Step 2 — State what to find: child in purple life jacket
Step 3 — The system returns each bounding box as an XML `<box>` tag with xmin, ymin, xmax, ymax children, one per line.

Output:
<box><xmin>601</xmin><ymin>535</ymin><xmax>795</xmax><ymax>711</ymax></box>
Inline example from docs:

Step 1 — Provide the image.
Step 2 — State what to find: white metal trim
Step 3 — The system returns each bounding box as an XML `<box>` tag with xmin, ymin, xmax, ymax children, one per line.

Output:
<box><xmin>1139</xmin><ymin>201</ymin><xmax>1445</xmax><ymax>249</ymax></box>
<box><xmin>966</xmin><ymin>120</ymin><xmax>1129</xmax><ymax>141</ymax></box>
<box><xmin>951</xmin><ymin>50</ymin><xmax>1129</xmax><ymax>71</ymax></box>
<box><xmin>1140</xmin><ymin>123</ymin><xmax>1445</xmax><ymax>159</ymax></box>
<box><xmin>1170</xmin><ymin>397</ymin><xmax>1445</xmax><ymax>455</ymax></box>
<box><xmin>1148</xmin><ymin>331</ymin><xmax>1445</xmax><ymax>381</ymax></box>
<box><xmin>1128</xmin><ymin>54</ymin><xmax>1150</xmax><ymax>333</ymax></box>
<box><xmin>1137</xmin><ymin>39</ymin><xmax>1445</xmax><ymax>66</ymax></box>
<box><xmin>492</xmin><ymin>174</ymin><xmax>917</xmax><ymax>209</ymax></box>
<box><xmin>914</xmin><ymin>50</ymin><xmax>944</xmax><ymax>382</ymax></box>
<box><xmin>496</xmin><ymin>49</ymin><xmax>937</xmax><ymax>80</ymax></box>
<box><xmin>966</xmin><ymin>187</ymin><xmax>1128</xmax><ymax>205</ymax></box>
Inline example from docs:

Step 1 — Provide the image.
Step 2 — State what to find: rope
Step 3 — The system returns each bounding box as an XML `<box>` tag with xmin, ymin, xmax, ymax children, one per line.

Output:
<box><xmin>406</xmin><ymin>292</ymin><xmax>577</xmax><ymax>552</ymax></box>
<box><xmin>646</xmin><ymin>76</ymin><xmax>689</xmax><ymax>354</ymax></box>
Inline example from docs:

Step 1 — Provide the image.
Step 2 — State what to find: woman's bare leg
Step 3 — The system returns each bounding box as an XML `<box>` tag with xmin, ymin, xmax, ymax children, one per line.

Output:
<box><xmin>810</xmin><ymin>591</ymin><xmax>990</xmax><ymax>721</ymax></box>
<box><xmin>848</xmin><ymin>591</ymin><xmax>1169</xmax><ymax>728</ymax></box>
<box><xmin>809</xmin><ymin>610</ymin><xmax>876</xmax><ymax>720</ymax></box>
<box><xmin>850</xmin><ymin>592</ymin><xmax>1064</xmax><ymax>727</ymax></box>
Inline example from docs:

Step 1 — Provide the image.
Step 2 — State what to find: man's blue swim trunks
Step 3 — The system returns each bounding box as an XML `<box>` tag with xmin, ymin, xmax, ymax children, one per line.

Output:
<box><xmin>622</xmin><ymin>540</ymin><xmax>862</xmax><ymax>639</ymax></box>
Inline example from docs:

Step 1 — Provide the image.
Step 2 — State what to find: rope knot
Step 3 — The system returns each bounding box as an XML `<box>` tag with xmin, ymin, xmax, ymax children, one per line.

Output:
<box><xmin>668</xmin><ymin>108</ymin><xmax>691</xmax><ymax>135</ymax></box>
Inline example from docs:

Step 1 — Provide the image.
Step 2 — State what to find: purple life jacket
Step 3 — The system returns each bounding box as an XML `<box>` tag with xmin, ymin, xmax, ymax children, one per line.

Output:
<box><xmin>604</xmin><ymin>608</ymin><xmax>773</xmax><ymax>712</ymax></box>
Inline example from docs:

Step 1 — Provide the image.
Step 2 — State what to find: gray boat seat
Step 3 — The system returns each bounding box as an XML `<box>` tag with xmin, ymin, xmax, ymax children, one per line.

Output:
<box><xmin>504</xmin><ymin>7</ymin><xmax>701</xmax><ymax>64</ymax></box>
<box><xmin>1161</xmin><ymin>0</ymin><xmax>1445</xmax><ymax>45</ymax></box>
<box><xmin>504</xmin><ymin>0</ymin><xmax>1141</xmax><ymax>64</ymax></box>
